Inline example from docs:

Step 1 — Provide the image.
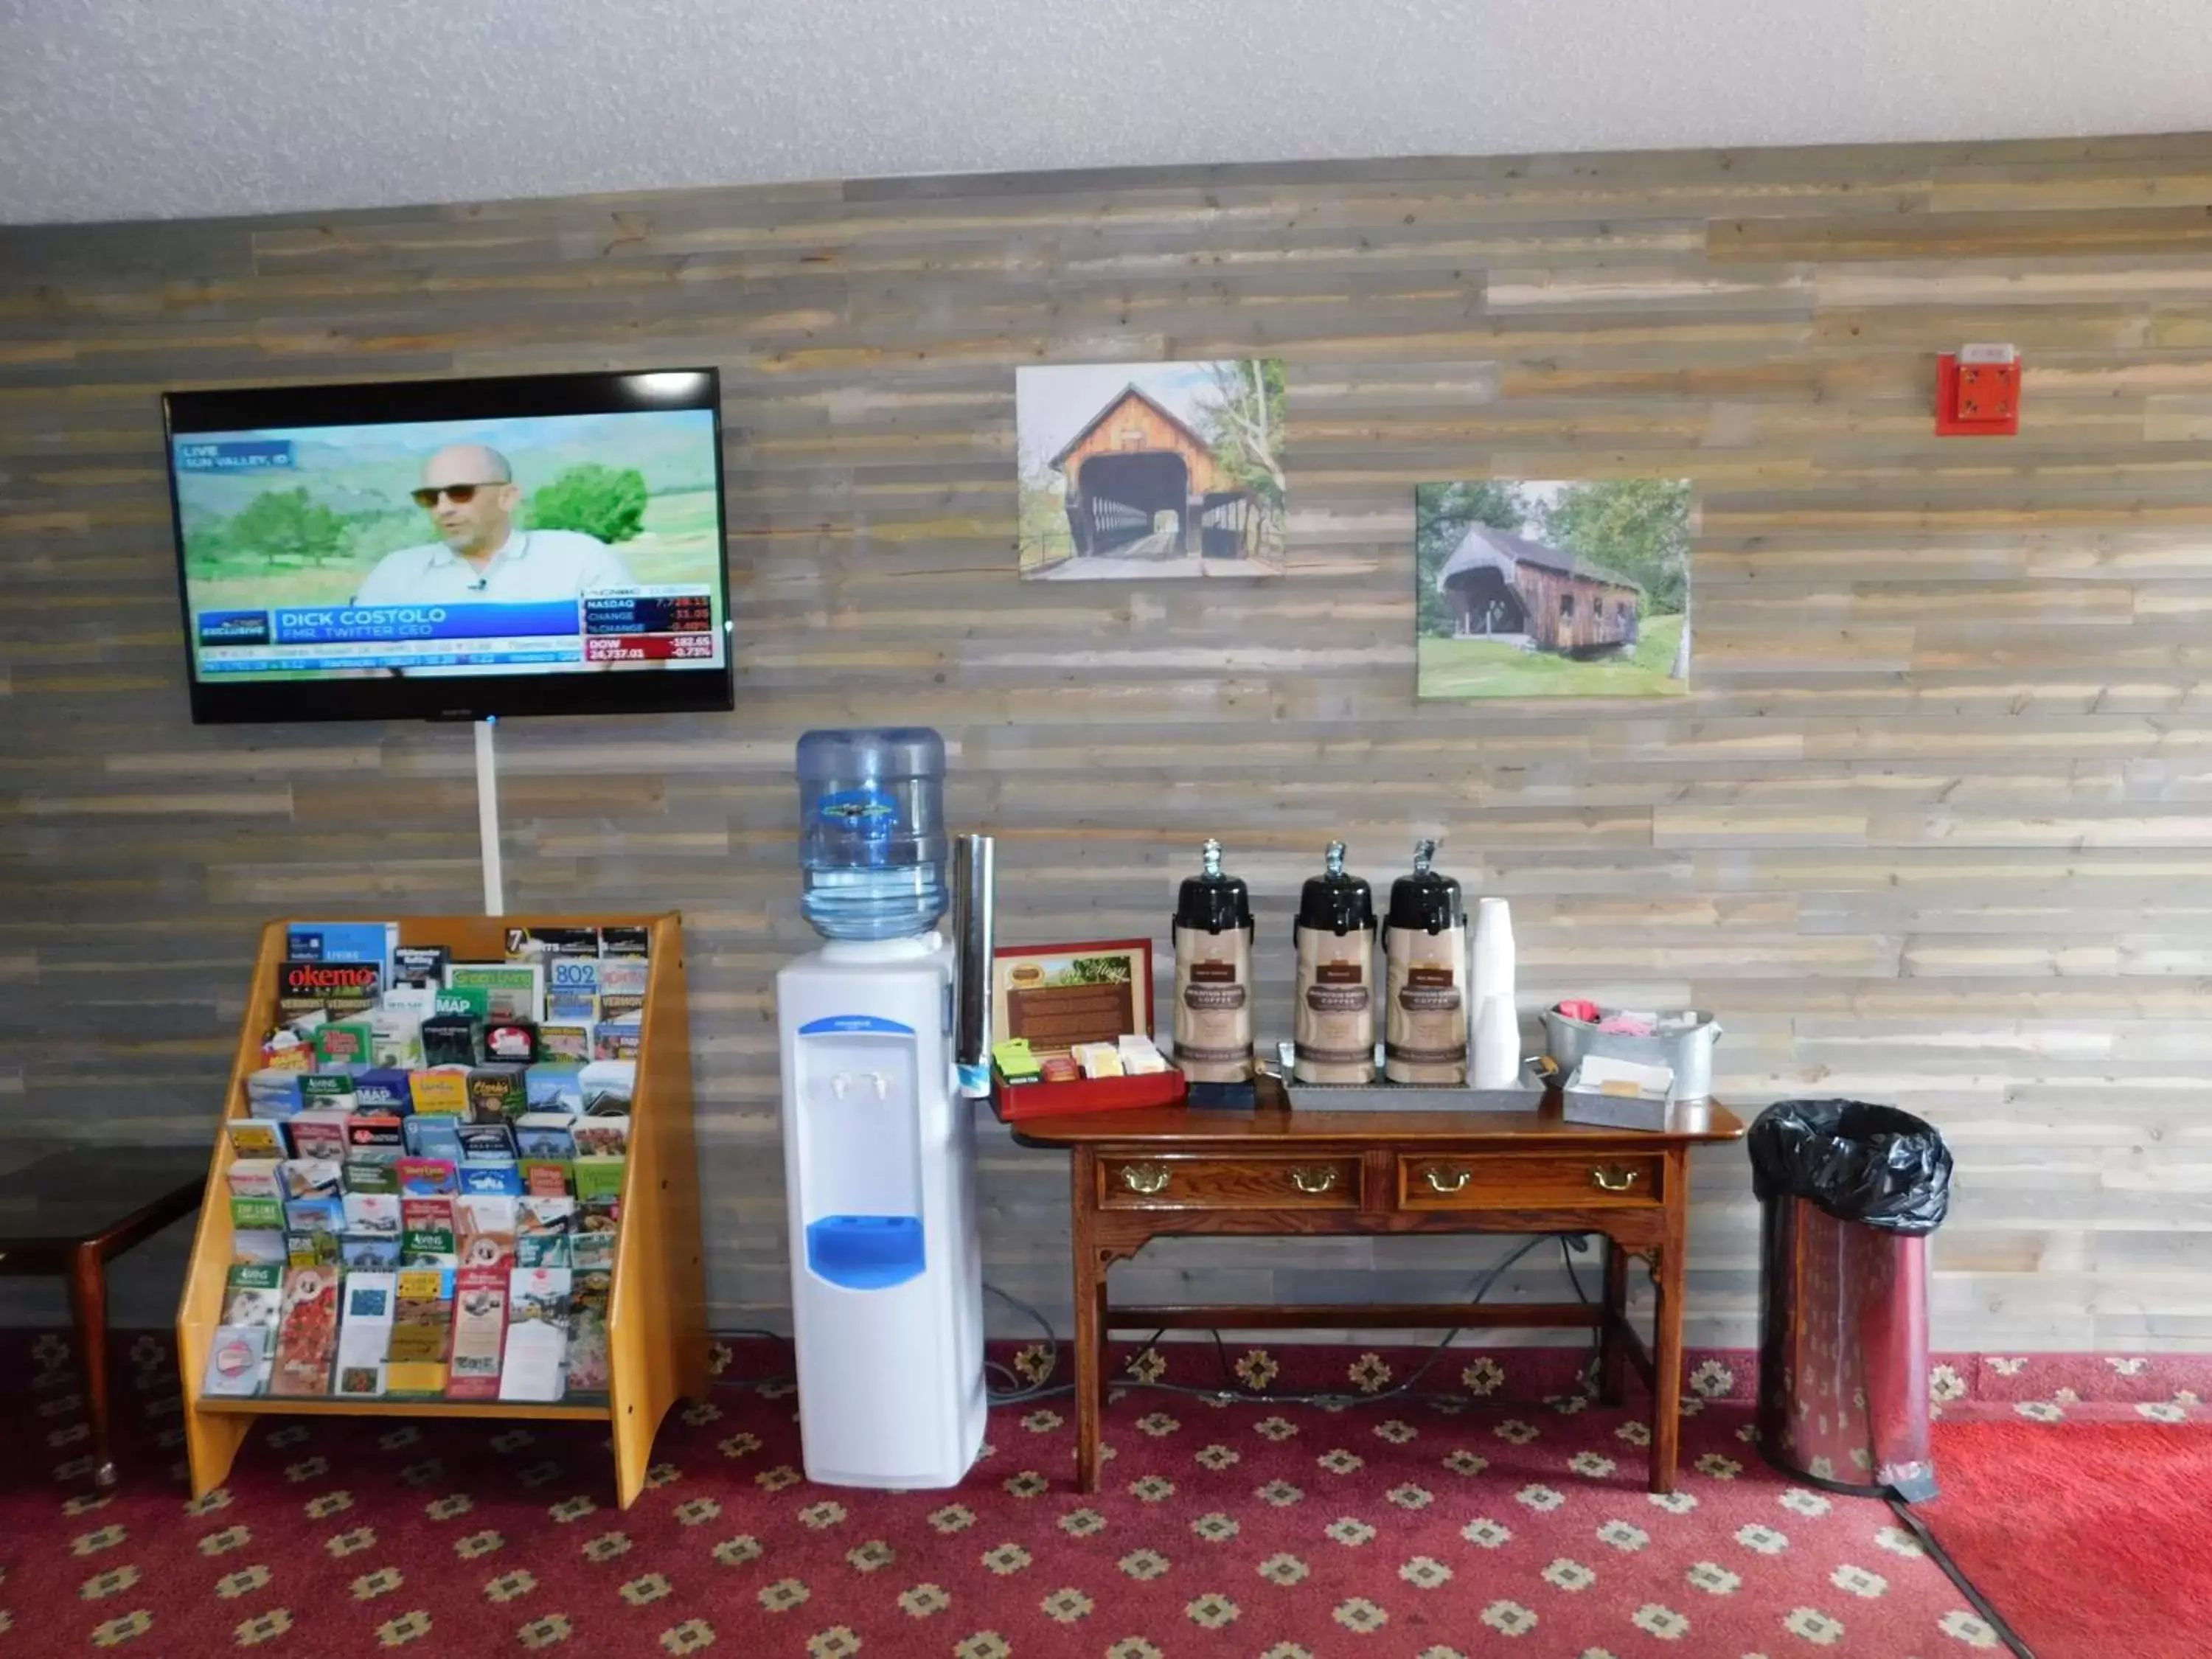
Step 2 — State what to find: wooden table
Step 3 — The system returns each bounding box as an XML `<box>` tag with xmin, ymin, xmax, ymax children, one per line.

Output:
<box><xmin>0</xmin><ymin>1144</ymin><xmax>209</xmax><ymax>1486</ymax></box>
<box><xmin>1009</xmin><ymin>1089</ymin><xmax>1745</xmax><ymax>1494</ymax></box>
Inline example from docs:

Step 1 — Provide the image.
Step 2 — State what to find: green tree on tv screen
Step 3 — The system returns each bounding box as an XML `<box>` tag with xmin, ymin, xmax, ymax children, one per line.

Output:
<box><xmin>225</xmin><ymin>487</ymin><xmax>349</xmax><ymax>567</ymax></box>
<box><xmin>526</xmin><ymin>464</ymin><xmax>650</xmax><ymax>544</ymax></box>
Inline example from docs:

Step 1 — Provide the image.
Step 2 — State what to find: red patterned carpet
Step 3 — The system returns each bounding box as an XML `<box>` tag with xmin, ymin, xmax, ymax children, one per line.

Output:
<box><xmin>1917</xmin><ymin>1419</ymin><xmax>2212</xmax><ymax>1659</ymax></box>
<box><xmin>0</xmin><ymin>1334</ymin><xmax>2012</xmax><ymax>1657</ymax></box>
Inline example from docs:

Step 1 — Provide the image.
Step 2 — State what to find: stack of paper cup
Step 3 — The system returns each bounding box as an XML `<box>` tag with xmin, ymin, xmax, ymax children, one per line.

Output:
<box><xmin>1470</xmin><ymin>897</ymin><xmax>1518</xmax><ymax>1088</ymax></box>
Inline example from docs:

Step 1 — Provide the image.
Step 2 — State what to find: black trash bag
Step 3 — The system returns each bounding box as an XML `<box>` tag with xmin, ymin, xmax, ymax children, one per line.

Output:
<box><xmin>1747</xmin><ymin>1099</ymin><xmax>1952</xmax><ymax>1236</ymax></box>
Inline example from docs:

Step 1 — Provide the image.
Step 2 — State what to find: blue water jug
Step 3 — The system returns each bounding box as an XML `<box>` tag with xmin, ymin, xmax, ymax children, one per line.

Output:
<box><xmin>796</xmin><ymin>728</ymin><xmax>949</xmax><ymax>941</ymax></box>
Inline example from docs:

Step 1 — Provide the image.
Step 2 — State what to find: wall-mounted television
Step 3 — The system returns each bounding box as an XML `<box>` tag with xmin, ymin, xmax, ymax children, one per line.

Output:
<box><xmin>162</xmin><ymin>369</ymin><xmax>733</xmax><ymax>724</ymax></box>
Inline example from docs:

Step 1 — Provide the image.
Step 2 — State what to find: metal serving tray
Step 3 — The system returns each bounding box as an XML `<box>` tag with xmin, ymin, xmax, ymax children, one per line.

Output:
<box><xmin>1279</xmin><ymin>1065</ymin><xmax>1548</xmax><ymax>1114</ymax></box>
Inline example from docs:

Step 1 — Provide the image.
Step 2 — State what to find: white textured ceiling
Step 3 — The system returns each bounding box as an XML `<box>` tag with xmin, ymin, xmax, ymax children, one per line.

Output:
<box><xmin>4</xmin><ymin>0</ymin><xmax>2211</xmax><ymax>226</ymax></box>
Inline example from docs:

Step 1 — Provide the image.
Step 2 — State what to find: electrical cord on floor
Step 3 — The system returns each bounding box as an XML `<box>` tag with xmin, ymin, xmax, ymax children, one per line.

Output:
<box><xmin>983</xmin><ymin>1281</ymin><xmax>1063</xmax><ymax>1402</ymax></box>
<box><xmin>726</xmin><ymin>1233</ymin><xmax>1612</xmax><ymax>1413</ymax></box>
<box><xmin>1127</xmin><ymin>1234</ymin><xmax>1564</xmax><ymax>1410</ymax></box>
<box><xmin>1557</xmin><ymin>1233</ymin><xmax>1604</xmax><ymax>1394</ymax></box>
<box><xmin>1885</xmin><ymin>1495</ymin><xmax>2037</xmax><ymax>1659</ymax></box>
<box><xmin>983</xmin><ymin>1232</ymin><xmax>1604</xmax><ymax>1413</ymax></box>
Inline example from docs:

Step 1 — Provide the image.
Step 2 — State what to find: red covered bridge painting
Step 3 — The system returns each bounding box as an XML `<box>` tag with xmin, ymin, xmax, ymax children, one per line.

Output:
<box><xmin>1433</xmin><ymin>524</ymin><xmax>1644</xmax><ymax>654</ymax></box>
<box><xmin>1415</xmin><ymin>476</ymin><xmax>1691</xmax><ymax>699</ymax></box>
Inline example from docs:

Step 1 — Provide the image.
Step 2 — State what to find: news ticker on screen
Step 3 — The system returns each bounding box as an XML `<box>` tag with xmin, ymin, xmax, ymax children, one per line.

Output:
<box><xmin>194</xmin><ymin>588</ymin><xmax>719</xmax><ymax>673</ymax></box>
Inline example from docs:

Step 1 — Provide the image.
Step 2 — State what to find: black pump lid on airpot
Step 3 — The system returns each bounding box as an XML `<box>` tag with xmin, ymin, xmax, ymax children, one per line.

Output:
<box><xmin>1296</xmin><ymin>841</ymin><xmax>1375</xmax><ymax>936</ymax></box>
<box><xmin>1386</xmin><ymin>839</ymin><xmax>1464</xmax><ymax>936</ymax></box>
<box><xmin>1175</xmin><ymin>838</ymin><xmax>1253</xmax><ymax>935</ymax></box>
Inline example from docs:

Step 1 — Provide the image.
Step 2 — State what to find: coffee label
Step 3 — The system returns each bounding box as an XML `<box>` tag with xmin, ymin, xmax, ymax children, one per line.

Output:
<box><xmin>1183</xmin><ymin>956</ymin><xmax>1247</xmax><ymax>1011</ymax></box>
<box><xmin>1385</xmin><ymin>925</ymin><xmax>1468</xmax><ymax>1084</ymax></box>
<box><xmin>1173</xmin><ymin>926</ymin><xmax>1253</xmax><ymax>1082</ymax></box>
<box><xmin>1304</xmin><ymin>984</ymin><xmax>1371</xmax><ymax>1013</ymax></box>
<box><xmin>1295</xmin><ymin>930</ymin><xmax>1375</xmax><ymax>1083</ymax></box>
<box><xmin>1397</xmin><ymin>983</ymin><xmax>1462</xmax><ymax>1013</ymax></box>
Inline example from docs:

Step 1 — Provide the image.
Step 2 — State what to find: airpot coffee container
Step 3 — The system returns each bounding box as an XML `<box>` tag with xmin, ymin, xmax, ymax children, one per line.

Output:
<box><xmin>1384</xmin><ymin>838</ymin><xmax>1469</xmax><ymax>1085</ymax></box>
<box><xmin>1293</xmin><ymin>841</ymin><xmax>1377</xmax><ymax>1085</ymax></box>
<box><xmin>1172</xmin><ymin>838</ymin><xmax>1255</xmax><ymax>1082</ymax></box>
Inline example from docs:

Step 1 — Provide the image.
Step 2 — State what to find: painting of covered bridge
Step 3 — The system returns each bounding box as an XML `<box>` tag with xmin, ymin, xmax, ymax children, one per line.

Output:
<box><xmin>1416</xmin><ymin>478</ymin><xmax>1693</xmax><ymax>700</ymax></box>
<box><xmin>1017</xmin><ymin>361</ymin><xmax>1286</xmax><ymax>580</ymax></box>
<box><xmin>1434</xmin><ymin>525</ymin><xmax>1644</xmax><ymax>655</ymax></box>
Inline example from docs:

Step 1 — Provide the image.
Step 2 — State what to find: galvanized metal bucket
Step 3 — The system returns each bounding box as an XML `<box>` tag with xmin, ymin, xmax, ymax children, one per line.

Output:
<box><xmin>1541</xmin><ymin>1006</ymin><xmax>1723</xmax><ymax>1102</ymax></box>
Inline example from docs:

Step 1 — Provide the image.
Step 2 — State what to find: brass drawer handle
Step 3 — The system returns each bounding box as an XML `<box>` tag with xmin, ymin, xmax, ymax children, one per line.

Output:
<box><xmin>1289</xmin><ymin>1166</ymin><xmax>1339</xmax><ymax>1195</ymax></box>
<box><xmin>1120</xmin><ymin>1164</ymin><xmax>1171</xmax><ymax>1196</ymax></box>
<box><xmin>1425</xmin><ymin>1166</ymin><xmax>1473</xmax><ymax>1194</ymax></box>
<box><xmin>1590</xmin><ymin>1164</ymin><xmax>1641</xmax><ymax>1193</ymax></box>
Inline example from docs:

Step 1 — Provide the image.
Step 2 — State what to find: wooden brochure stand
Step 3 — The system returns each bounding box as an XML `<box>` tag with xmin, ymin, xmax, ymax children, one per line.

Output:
<box><xmin>175</xmin><ymin>913</ymin><xmax>709</xmax><ymax>1509</ymax></box>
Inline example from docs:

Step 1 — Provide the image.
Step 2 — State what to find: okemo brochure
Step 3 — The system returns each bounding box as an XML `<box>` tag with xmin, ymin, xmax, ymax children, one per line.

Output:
<box><xmin>279</xmin><ymin>956</ymin><xmax>386</xmax><ymax>1004</ymax></box>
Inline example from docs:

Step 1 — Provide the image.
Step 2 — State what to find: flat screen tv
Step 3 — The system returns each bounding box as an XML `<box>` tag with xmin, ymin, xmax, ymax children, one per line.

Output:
<box><xmin>162</xmin><ymin>368</ymin><xmax>733</xmax><ymax>724</ymax></box>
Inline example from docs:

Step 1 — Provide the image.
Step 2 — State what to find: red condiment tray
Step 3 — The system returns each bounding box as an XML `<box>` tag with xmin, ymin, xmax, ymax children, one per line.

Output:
<box><xmin>992</xmin><ymin>1065</ymin><xmax>1187</xmax><ymax>1122</ymax></box>
<box><xmin>989</xmin><ymin>934</ymin><xmax>1185</xmax><ymax>1121</ymax></box>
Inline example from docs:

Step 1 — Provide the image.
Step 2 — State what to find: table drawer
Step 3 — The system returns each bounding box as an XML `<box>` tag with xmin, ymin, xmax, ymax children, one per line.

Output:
<box><xmin>1099</xmin><ymin>1155</ymin><xmax>1361</xmax><ymax>1210</ymax></box>
<box><xmin>1398</xmin><ymin>1152</ymin><xmax>1664</xmax><ymax>1210</ymax></box>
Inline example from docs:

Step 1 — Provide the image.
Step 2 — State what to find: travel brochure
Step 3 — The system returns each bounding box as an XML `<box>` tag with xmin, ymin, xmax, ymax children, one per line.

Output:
<box><xmin>203</xmin><ymin>921</ymin><xmax>643</xmax><ymax>1402</ymax></box>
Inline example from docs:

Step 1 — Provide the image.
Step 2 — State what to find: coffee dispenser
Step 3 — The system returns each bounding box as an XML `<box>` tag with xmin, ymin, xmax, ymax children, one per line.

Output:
<box><xmin>1172</xmin><ymin>838</ymin><xmax>1255</xmax><ymax>1082</ymax></box>
<box><xmin>1293</xmin><ymin>841</ymin><xmax>1377</xmax><ymax>1085</ymax></box>
<box><xmin>1383</xmin><ymin>838</ymin><xmax>1469</xmax><ymax>1085</ymax></box>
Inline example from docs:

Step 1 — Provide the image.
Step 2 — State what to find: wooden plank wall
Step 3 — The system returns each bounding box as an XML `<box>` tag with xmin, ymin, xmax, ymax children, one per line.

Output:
<box><xmin>6</xmin><ymin>133</ymin><xmax>2212</xmax><ymax>1350</ymax></box>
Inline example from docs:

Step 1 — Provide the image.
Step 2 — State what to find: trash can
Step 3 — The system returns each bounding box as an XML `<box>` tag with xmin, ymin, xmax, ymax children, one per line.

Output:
<box><xmin>1749</xmin><ymin>1099</ymin><xmax>1952</xmax><ymax>1501</ymax></box>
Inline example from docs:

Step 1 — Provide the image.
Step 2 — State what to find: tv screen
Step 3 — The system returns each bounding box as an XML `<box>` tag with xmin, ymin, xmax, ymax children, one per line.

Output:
<box><xmin>162</xmin><ymin>369</ymin><xmax>733</xmax><ymax>724</ymax></box>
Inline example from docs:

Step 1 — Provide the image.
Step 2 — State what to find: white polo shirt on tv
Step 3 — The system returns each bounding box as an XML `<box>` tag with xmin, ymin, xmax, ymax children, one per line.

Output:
<box><xmin>350</xmin><ymin>528</ymin><xmax>633</xmax><ymax>606</ymax></box>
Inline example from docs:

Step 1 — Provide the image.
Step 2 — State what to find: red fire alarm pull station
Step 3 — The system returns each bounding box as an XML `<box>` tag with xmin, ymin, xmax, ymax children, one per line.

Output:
<box><xmin>1936</xmin><ymin>343</ymin><xmax>2021</xmax><ymax>437</ymax></box>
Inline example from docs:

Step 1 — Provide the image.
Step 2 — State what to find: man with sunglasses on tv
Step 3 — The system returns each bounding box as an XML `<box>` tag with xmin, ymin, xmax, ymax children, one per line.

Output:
<box><xmin>350</xmin><ymin>443</ymin><xmax>635</xmax><ymax>605</ymax></box>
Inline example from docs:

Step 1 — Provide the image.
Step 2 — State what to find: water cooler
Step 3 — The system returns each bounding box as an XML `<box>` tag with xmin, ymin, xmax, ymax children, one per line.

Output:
<box><xmin>777</xmin><ymin>728</ymin><xmax>987</xmax><ymax>1489</ymax></box>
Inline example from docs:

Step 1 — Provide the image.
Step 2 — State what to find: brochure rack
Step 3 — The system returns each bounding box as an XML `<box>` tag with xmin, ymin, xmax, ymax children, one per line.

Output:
<box><xmin>175</xmin><ymin>913</ymin><xmax>708</xmax><ymax>1509</ymax></box>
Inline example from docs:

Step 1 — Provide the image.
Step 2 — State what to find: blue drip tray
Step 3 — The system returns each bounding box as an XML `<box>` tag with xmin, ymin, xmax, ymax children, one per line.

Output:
<box><xmin>806</xmin><ymin>1214</ymin><xmax>925</xmax><ymax>1290</ymax></box>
